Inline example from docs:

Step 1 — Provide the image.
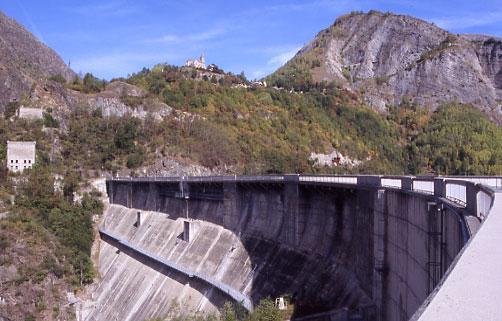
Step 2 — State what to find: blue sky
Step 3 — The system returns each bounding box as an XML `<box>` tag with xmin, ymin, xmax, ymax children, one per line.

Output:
<box><xmin>3</xmin><ymin>1</ymin><xmax>502</xmax><ymax>80</ymax></box>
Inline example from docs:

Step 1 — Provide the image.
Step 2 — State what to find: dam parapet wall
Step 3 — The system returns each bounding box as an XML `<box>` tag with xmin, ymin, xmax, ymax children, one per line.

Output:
<box><xmin>98</xmin><ymin>175</ymin><xmax>498</xmax><ymax>321</ymax></box>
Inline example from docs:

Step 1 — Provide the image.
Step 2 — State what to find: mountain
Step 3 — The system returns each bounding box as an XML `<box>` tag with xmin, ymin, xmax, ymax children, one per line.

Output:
<box><xmin>0</xmin><ymin>10</ymin><xmax>75</xmax><ymax>111</ymax></box>
<box><xmin>0</xmin><ymin>8</ymin><xmax>501</xmax><ymax>177</ymax></box>
<box><xmin>267</xmin><ymin>11</ymin><xmax>502</xmax><ymax>122</ymax></box>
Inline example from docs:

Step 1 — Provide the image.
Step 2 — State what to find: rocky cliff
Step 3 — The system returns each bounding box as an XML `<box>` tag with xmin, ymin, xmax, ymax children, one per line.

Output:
<box><xmin>0</xmin><ymin>10</ymin><xmax>76</xmax><ymax>112</ymax></box>
<box><xmin>275</xmin><ymin>11</ymin><xmax>502</xmax><ymax>120</ymax></box>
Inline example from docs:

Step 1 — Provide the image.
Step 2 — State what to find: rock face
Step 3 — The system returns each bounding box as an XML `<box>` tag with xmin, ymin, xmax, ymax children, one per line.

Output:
<box><xmin>288</xmin><ymin>11</ymin><xmax>502</xmax><ymax>119</ymax></box>
<box><xmin>105</xmin><ymin>81</ymin><xmax>148</xmax><ymax>97</ymax></box>
<box><xmin>27</xmin><ymin>80</ymin><xmax>176</xmax><ymax>124</ymax></box>
<box><xmin>0</xmin><ymin>10</ymin><xmax>76</xmax><ymax>111</ymax></box>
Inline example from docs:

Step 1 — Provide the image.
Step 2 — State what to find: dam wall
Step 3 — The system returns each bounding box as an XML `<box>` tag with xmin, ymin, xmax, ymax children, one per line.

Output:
<box><xmin>92</xmin><ymin>175</ymin><xmax>496</xmax><ymax>321</ymax></box>
<box><xmin>379</xmin><ymin>190</ymin><xmax>465</xmax><ymax>321</ymax></box>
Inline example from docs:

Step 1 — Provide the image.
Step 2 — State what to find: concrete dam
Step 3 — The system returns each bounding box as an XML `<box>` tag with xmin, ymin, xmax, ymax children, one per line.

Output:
<box><xmin>88</xmin><ymin>175</ymin><xmax>500</xmax><ymax>321</ymax></box>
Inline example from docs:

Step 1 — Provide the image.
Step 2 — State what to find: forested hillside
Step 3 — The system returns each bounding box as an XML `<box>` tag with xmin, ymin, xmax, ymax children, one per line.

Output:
<box><xmin>7</xmin><ymin>62</ymin><xmax>498</xmax><ymax>176</ymax></box>
<box><xmin>0</xmin><ymin>116</ymin><xmax>103</xmax><ymax>320</ymax></box>
<box><xmin>104</xmin><ymin>63</ymin><xmax>502</xmax><ymax>176</ymax></box>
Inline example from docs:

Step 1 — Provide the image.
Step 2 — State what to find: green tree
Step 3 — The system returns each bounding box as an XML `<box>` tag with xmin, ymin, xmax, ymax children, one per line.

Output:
<box><xmin>220</xmin><ymin>302</ymin><xmax>238</xmax><ymax>321</ymax></box>
<box><xmin>43</xmin><ymin>112</ymin><xmax>59</xmax><ymax>128</ymax></box>
<box><xmin>248</xmin><ymin>298</ymin><xmax>283</xmax><ymax>321</ymax></box>
<box><xmin>63</xmin><ymin>171</ymin><xmax>80</xmax><ymax>202</ymax></box>
<box><xmin>4</xmin><ymin>101</ymin><xmax>19</xmax><ymax>119</ymax></box>
<box><xmin>48</xmin><ymin>74</ymin><xmax>66</xmax><ymax>84</ymax></box>
<box><xmin>72</xmin><ymin>74</ymin><xmax>82</xmax><ymax>85</ymax></box>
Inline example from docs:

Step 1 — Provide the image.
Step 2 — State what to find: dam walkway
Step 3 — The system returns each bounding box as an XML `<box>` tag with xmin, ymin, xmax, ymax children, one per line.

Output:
<box><xmin>413</xmin><ymin>190</ymin><xmax>502</xmax><ymax>320</ymax></box>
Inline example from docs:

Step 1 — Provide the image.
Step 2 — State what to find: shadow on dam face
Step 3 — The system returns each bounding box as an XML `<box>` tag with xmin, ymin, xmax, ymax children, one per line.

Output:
<box><xmin>103</xmin><ymin>178</ymin><xmax>466</xmax><ymax>321</ymax></box>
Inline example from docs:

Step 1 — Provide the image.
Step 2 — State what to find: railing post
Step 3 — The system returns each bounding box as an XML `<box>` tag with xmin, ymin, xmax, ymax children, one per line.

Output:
<box><xmin>434</xmin><ymin>178</ymin><xmax>445</xmax><ymax>198</ymax></box>
<box><xmin>284</xmin><ymin>174</ymin><xmax>300</xmax><ymax>182</ymax></box>
<box><xmin>357</xmin><ymin>175</ymin><xmax>382</xmax><ymax>187</ymax></box>
<box><xmin>128</xmin><ymin>181</ymin><xmax>133</xmax><ymax>208</ymax></box>
<box><xmin>402</xmin><ymin>177</ymin><xmax>413</xmax><ymax>191</ymax></box>
<box><xmin>108</xmin><ymin>180</ymin><xmax>114</xmax><ymax>204</ymax></box>
<box><xmin>466</xmin><ymin>182</ymin><xmax>478</xmax><ymax>216</ymax></box>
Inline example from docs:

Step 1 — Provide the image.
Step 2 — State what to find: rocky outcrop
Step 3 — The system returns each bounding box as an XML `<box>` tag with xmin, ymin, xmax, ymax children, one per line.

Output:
<box><xmin>310</xmin><ymin>150</ymin><xmax>363</xmax><ymax>167</ymax></box>
<box><xmin>470</xmin><ymin>35</ymin><xmax>502</xmax><ymax>95</ymax></box>
<box><xmin>28</xmin><ymin>80</ymin><xmax>175</xmax><ymax>124</ymax></box>
<box><xmin>0</xmin><ymin>10</ymin><xmax>75</xmax><ymax>112</ymax></box>
<box><xmin>289</xmin><ymin>11</ymin><xmax>502</xmax><ymax>119</ymax></box>
<box><xmin>105</xmin><ymin>81</ymin><xmax>148</xmax><ymax>97</ymax></box>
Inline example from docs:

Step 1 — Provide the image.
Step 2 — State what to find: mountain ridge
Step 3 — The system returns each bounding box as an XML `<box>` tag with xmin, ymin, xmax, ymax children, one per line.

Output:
<box><xmin>0</xmin><ymin>10</ymin><xmax>75</xmax><ymax>111</ymax></box>
<box><xmin>268</xmin><ymin>11</ymin><xmax>502</xmax><ymax>122</ymax></box>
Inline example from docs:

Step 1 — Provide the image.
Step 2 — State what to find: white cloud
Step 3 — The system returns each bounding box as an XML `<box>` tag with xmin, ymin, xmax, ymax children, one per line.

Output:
<box><xmin>190</xmin><ymin>28</ymin><xmax>226</xmax><ymax>41</ymax></box>
<box><xmin>267</xmin><ymin>46</ymin><xmax>301</xmax><ymax>67</ymax></box>
<box><xmin>68</xmin><ymin>0</ymin><xmax>138</xmax><ymax>17</ymax></box>
<box><xmin>149</xmin><ymin>34</ymin><xmax>179</xmax><ymax>43</ymax></box>
<box><xmin>49</xmin><ymin>30</ymin><xmax>101</xmax><ymax>42</ymax></box>
<box><xmin>245</xmin><ymin>45</ymin><xmax>302</xmax><ymax>80</ymax></box>
<box><xmin>250</xmin><ymin>69</ymin><xmax>267</xmax><ymax>80</ymax></box>
<box><xmin>72</xmin><ymin>51</ymin><xmax>183</xmax><ymax>79</ymax></box>
<box><xmin>432</xmin><ymin>12</ymin><xmax>502</xmax><ymax>30</ymax></box>
<box><xmin>264</xmin><ymin>0</ymin><xmax>350</xmax><ymax>12</ymax></box>
<box><xmin>148</xmin><ymin>28</ymin><xmax>226</xmax><ymax>44</ymax></box>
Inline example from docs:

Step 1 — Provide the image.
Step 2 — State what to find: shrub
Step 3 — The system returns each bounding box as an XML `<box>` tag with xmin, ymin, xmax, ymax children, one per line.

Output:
<box><xmin>43</xmin><ymin>112</ymin><xmax>59</xmax><ymax>128</ymax></box>
<box><xmin>375</xmin><ymin>76</ymin><xmax>389</xmax><ymax>86</ymax></box>
<box><xmin>126</xmin><ymin>147</ymin><xmax>146</xmax><ymax>168</ymax></box>
<box><xmin>0</xmin><ymin>234</ymin><xmax>8</xmax><ymax>249</ymax></box>
<box><xmin>4</xmin><ymin>101</ymin><xmax>19</xmax><ymax>119</ymax></box>
<box><xmin>48</xmin><ymin>74</ymin><xmax>66</xmax><ymax>84</ymax></box>
<box><xmin>24</xmin><ymin>313</ymin><xmax>36</xmax><ymax>321</ymax></box>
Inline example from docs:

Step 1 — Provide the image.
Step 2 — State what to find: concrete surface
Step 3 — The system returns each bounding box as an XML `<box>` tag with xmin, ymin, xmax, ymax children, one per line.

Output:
<box><xmin>413</xmin><ymin>192</ymin><xmax>502</xmax><ymax>321</ymax></box>
<box><xmin>98</xmin><ymin>224</ymin><xmax>253</xmax><ymax>310</ymax></box>
<box><xmin>89</xmin><ymin>175</ymin><xmax>498</xmax><ymax>321</ymax></box>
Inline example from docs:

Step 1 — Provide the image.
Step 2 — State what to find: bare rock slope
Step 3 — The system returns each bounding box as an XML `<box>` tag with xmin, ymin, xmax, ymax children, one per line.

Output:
<box><xmin>0</xmin><ymin>10</ymin><xmax>75</xmax><ymax>111</ymax></box>
<box><xmin>283</xmin><ymin>11</ymin><xmax>502</xmax><ymax>119</ymax></box>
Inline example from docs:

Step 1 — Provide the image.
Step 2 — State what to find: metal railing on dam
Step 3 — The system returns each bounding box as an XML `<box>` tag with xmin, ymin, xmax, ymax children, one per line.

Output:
<box><xmin>104</xmin><ymin>174</ymin><xmax>501</xmax><ymax>321</ymax></box>
<box><xmin>108</xmin><ymin>174</ymin><xmax>499</xmax><ymax>221</ymax></box>
<box><xmin>98</xmin><ymin>225</ymin><xmax>253</xmax><ymax>311</ymax></box>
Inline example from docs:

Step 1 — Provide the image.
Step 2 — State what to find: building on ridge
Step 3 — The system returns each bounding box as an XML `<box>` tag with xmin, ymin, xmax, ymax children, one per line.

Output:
<box><xmin>186</xmin><ymin>52</ymin><xmax>206</xmax><ymax>69</ymax></box>
<box><xmin>6</xmin><ymin>141</ymin><xmax>36</xmax><ymax>172</ymax></box>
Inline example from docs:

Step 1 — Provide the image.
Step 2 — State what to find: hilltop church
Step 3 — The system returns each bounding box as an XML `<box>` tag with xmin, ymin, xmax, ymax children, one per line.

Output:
<box><xmin>186</xmin><ymin>52</ymin><xmax>205</xmax><ymax>69</ymax></box>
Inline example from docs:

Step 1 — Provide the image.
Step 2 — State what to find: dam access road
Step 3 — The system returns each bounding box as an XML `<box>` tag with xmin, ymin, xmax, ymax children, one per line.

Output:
<box><xmin>86</xmin><ymin>175</ymin><xmax>500</xmax><ymax>321</ymax></box>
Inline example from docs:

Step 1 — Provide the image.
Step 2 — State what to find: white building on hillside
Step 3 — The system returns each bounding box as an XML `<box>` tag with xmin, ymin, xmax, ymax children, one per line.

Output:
<box><xmin>186</xmin><ymin>52</ymin><xmax>206</xmax><ymax>69</ymax></box>
<box><xmin>17</xmin><ymin>107</ymin><xmax>43</xmax><ymax>120</ymax></box>
<box><xmin>6</xmin><ymin>141</ymin><xmax>36</xmax><ymax>172</ymax></box>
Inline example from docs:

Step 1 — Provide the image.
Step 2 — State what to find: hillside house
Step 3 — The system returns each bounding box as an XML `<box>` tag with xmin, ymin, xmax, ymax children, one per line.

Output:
<box><xmin>17</xmin><ymin>106</ymin><xmax>43</xmax><ymax>120</ymax></box>
<box><xmin>6</xmin><ymin>141</ymin><xmax>36</xmax><ymax>172</ymax></box>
